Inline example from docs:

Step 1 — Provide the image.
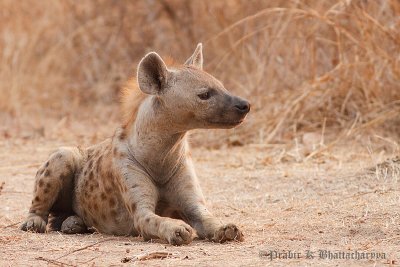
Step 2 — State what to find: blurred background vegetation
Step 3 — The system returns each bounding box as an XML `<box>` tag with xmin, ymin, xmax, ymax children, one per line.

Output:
<box><xmin>1</xmin><ymin>0</ymin><xmax>399</xmax><ymax>150</ymax></box>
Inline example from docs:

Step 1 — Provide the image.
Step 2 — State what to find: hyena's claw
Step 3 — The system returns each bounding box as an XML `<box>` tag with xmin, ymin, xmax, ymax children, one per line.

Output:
<box><xmin>20</xmin><ymin>214</ymin><xmax>47</xmax><ymax>233</ymax></box>
<box><xmin>212</xmin><ymin>223</ymin><xmax>244</xmax><ymax>243</ymax></box>
<box><xmin>163</xmin><ymin>221</ymin><xmax>194</xmax><ymax>246</ymax></box>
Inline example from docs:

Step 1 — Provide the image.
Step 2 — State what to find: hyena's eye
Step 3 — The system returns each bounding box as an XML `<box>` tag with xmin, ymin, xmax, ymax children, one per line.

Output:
<box><xmin>198</xmin><ymin>91</ymin><xmax>211</xmax><ymax>100</ymax></box>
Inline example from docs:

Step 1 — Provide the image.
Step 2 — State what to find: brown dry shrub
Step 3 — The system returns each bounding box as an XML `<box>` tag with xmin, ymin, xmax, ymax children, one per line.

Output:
<box><xmin>0</xmin><ymin>0</ymin><xmax>399</xmax><ymax>147</ymax></box>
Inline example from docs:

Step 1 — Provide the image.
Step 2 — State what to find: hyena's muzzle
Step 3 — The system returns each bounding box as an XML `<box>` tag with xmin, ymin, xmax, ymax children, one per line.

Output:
<box><xmin>207</xmin><ymin>94</ymin><xmax>250</xmax><ymax>128</ymax></box>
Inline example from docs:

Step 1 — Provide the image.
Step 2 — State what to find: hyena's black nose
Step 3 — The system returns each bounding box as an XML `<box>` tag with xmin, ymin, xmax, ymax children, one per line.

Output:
<box><xmin>234</xmin><ymin>99</ymin><xmax>250</xmax><ymax>114</ymax></box>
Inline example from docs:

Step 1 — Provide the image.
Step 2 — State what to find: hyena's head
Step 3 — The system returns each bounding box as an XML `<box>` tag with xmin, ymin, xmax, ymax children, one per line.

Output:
<box><xmin>137</xmin><ymin>43</ymin><xmax>250</xmax><ymax>130</ymax></box>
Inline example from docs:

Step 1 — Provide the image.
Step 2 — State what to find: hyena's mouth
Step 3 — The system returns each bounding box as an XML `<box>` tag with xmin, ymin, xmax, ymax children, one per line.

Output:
<box><xmin>208</xmin><ymin>118</ymin><xmax>246</xmax><ymax>128</ymax></box>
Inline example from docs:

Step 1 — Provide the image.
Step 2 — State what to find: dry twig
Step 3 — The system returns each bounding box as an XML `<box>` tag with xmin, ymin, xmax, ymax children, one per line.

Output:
<box><xmin>121</xmin><ymin>251</ymin><xmax>175</xmax><ymax>263</ymax></box>
<box><xmin>56</xmin><ymin>237</ymin><xmax>116</xmax><ymax>260</ymax></box>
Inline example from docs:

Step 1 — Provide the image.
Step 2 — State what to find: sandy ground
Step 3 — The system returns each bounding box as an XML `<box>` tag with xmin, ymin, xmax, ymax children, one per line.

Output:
<box><xmin>0</xmin><ymin>137</ymin><xmax>399</xmax><ymax>266</ymax></box>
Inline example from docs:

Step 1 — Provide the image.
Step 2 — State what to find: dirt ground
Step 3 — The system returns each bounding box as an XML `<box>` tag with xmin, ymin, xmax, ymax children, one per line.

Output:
<box><xmin>0</xmin><ymin>137</ymin><xmax>399</xmax><ymax>266</ymax></box>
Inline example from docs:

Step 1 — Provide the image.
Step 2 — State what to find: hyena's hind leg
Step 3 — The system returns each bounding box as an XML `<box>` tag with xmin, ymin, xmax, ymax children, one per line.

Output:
<box><xmin>20</xmin><ymin>147</ymin><xmax>84</xmax><ymax>233</ymax></box>
<box><xmin>60</xmin><ymin>215</ymin><xmax>88</xmax><ymax>234</ymax></box>
<box><xmin>47</xmin><ymin>214</ymin><xmax>89</xmax><ymax>234</ymax></box>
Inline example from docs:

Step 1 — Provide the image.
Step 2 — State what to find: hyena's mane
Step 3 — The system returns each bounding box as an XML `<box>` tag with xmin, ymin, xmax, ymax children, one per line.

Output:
<box><xmin>120</xmin><ymin>77</ymin><xmax>147</xmax><ymax>130</ymax></box>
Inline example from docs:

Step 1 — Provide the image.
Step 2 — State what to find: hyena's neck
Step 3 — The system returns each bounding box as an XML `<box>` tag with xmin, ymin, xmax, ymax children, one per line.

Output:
<box><xmin>126</xmin><ymin>97</ymin><xmax>188</xmax><ymax>184</ymax></box>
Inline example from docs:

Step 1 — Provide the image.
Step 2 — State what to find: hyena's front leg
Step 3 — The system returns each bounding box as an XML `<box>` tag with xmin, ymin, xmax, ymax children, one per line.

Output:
<box><xmin>20</xmin><ymin>147</ymin><xmax>83</xmax><ymax>233</ymax></box>
<box><xmin>167</xmin><ymin>167</ymin><xmax>244</xmax><ymax>243</ymax></box>
<box><xmin>121</xmin><ymin>170</ymin><xmax>194</xmax><ymax>245</ymax></box>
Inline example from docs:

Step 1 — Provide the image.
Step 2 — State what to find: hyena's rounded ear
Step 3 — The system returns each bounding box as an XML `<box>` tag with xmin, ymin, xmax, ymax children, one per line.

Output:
<box><xmin>184</xmin><ymin>43</ymin><xmax>203</xmax><ymax>70</ymax></box>
<box><xmin>137</xmin><ymin>52</ymin><xmax>168</xmax><ymax>95</ymax></box>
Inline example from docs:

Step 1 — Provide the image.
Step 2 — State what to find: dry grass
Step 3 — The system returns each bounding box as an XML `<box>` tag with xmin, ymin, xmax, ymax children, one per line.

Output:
<box><xmin>0</xmin><ymin>0</ymin><xmax>399</xmax><ymax>148</ymax></box>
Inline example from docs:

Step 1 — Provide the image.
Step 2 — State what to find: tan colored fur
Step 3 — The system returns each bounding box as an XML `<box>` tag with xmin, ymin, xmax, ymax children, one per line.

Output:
<box><xmin>21</xmin><ymin>44</ymin><xmax>249</xmax><ymax>245</ymax></box>
<box><xmin>120</xmin><ymin>78</ymin><xmax>146</xmax><ymax>130</ymax></box>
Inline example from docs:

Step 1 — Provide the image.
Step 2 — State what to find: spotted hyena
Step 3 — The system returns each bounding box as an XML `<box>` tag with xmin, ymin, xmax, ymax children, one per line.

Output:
<box><xmin>20</xmin><ymin>44</ymin><xmax>250</xmax><ymax>245</ymax></box>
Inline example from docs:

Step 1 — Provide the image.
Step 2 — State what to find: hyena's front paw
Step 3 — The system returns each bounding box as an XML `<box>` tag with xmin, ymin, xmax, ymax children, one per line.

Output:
<box><xmin>212</xmin><ymin>223</ymin><xmax>244</xmax><ymax>243</ymax></box>
<box><xmin>161</xmin><ymin>220</ymin><xmax>194</xmax><ymax>246</ymax></box>
<box><xmin>20</xmin><ymin>214</ymin><xmax>47</xmax><ymax>233</ymax></box>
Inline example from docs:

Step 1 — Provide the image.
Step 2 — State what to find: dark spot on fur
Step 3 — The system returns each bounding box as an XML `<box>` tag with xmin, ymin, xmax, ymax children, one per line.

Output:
<box><xmin>100</xmin><ymin>193</ymin><xmax>107</xmax><ymax>200</ymax></box>
<box><xmin>93</xmin><ymin>203</ymin><xmax>99</xmax><ymax>211</ymax></box>
<box><xmin>89</xmin><ymin>185</ymin><xmax>94</xmax><ymax>192</ymax></box>
<box><xmin>109</xmin><ymin>197</ymin><xmax>116</xmax><ymax>207</ymax></box>
<box><xmin>131</xmin><ymin>184</ymin><xmax>138</xmax><ymax>189</ymax></box>
<box><xmin>44</xmin><ymin>188</ymin><xmax>50</xmax><ymax>194</ymax></box>
<box><xmin>45</xmin><ymin>161</ymin><xmax>49</xmax><ymax>168</ymax></box>
<box><xmin>88</xmin><ymin>160</ymin><xmax>93</xmax><ymax>170</ymax></box>
<box><xmin>46</xmin><ymin>183</ymin><xmax>51</xmax><ymax>189</ymax></box>
<box><xmin>65</xmin><ymin>163</ymin><xmax>73</xmax><ymax>173</ymax></box>
<box><xmin>131</xmin><ymin>203</ymin><xmax>136</xmax><ymax>213</ymax></box>
<box><xmin>145</xmin><ymin>218</ymin><xmax>150</xmax><ymax>223</ymax></box>
<box><xmin>113</xmin><ymin>147</ymin><xmax>118</xmax><ymax>155</ymax></box>
<box><xmin>38</xmin><ymin>180</ymin><xmax>44</xmax><ymax>187</ymax></box>
<box><xmin>56</xmin><ymin>154</ymin><xmax>63</xmax><ymax>159</ymax></box>
<box><xmin>187</xmin><ymin>111</ymin><xmax>195</xmax><ymax>119</ymax></box>
<box><xmin>105</xmin><ymin>187</ymin><xmax>112</xmax><ymax>194</ymax></box>
<box><xmin>39</xmin><ymin>168</ymin><xmax>45</xmax><ymax>175</ymax></box>
<box><xmin>96</xmin><ymin>157</ymin><xmax>103</xmax><ymax>173</ymax></box>
<box><xmin>89</xmin><ymin>170</ymin><xmax>94</xmax><ymax>181</ymax></box>
<box><xmin>34</xmin><ymin>196</ymin><xmax>40</xmax><ymax>202</ymax></box>
<box><xmin>44</xmin><ymin>169</ymin><xmax>51</xmax><ymax>177</ymax></box>
<box><xmin>119</xmin><ymin>131</ymin><xmax>127</xmax><ymax>140</ymax></box>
